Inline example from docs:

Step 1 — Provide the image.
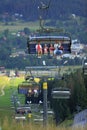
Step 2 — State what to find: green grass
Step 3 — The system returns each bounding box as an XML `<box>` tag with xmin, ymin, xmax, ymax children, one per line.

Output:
<box><xmin>0</xmin><ymin>21</ymin><xmax>39</xmax><ymax>33</ymax></box>
<box><xmin>0</xmin><ymin>88</ymin><xmax>11</xmax><ymax>107</ymax></box>
<box><xmin>0</xmin><ymin>118</ymin><xmax>87</xmax><ymax>130</ymax></box>
<box><xmin>0</xmin><ymin>76</ymin><xmax>25</xmax><ymax>121</ymax></box>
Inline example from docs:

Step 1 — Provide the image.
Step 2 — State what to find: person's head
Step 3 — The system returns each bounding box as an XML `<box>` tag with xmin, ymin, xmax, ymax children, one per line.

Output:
<box><xmin>38</xmin><ymin>41</ymin><xmax>40</xmax><ymax>44</ymax></box>
<box><xmin>44</xmin><ymin>44</ymin><xmax>47</xmax><ymax>46</ymax></box>
<box><xmin>50</xmin><ymin>44</ymin><xmax>53</xmax><ymax>46</ymax></box>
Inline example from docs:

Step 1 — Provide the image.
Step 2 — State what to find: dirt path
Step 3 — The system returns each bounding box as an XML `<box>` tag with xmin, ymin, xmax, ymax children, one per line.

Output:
<box><xmin>0</xmin><ymin>86</ymin><xmax>5</xmax><ymax>96</ymax></box>
<box><xmin>0</xmin><ymin>77</ymin><xmax>10</xmax><ymax>96</ymax></box>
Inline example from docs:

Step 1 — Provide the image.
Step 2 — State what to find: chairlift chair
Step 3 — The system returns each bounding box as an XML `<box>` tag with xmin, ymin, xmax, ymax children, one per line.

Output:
<box><xmin>27</xmin><ymin>35</ymin><xmax>72</xmax><ymax>58</ymax></box>
<box><xmin>18</xmin><ymin>80</ymin><xmax>41</xmax><ymax>97</ymax></box>
<box><xmin>51</xmin><ymin>87</ymin><xmax>71</xmax><ymax>99</ymax></box>
<box><xmin>16</xmin><ymin>106</ymin><xmax>31</xmax><ymax>114</ymax></box>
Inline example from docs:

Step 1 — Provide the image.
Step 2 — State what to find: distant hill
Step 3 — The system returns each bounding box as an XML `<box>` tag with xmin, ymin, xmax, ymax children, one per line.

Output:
<box><xmin>0</xmin><ymin>0</ymin><xmax>87</xmax><ymax>21</ymax></box>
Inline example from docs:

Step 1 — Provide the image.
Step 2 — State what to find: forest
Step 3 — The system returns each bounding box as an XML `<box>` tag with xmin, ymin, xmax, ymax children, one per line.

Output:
<box><xmin>0</xmin><ymin>0</ymin><xmax>87</xmax><ymax>20</ymax></box>
<box><xmin>47</xmin><ymin>69</ymin><xmax>87</xmax><ymax>124</ymax></box>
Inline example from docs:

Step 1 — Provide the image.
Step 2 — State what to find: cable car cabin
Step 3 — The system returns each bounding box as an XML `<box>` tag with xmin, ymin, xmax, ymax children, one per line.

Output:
<box><xmin>27</xmin><ymin>36</ymin><xmax>72</xmax><ymax>58</ymax></box>
<box><xmin>18</xmin><ymin>80</ymin><xmax>41</xmax><ymax>97</ymax></box>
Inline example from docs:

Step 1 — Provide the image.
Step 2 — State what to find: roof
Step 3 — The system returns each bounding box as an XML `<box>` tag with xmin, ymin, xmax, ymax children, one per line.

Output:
<box><xmin>28</xmin><ymin>35</ymin><xmax>71</xmax><ymax>42</ymax></box>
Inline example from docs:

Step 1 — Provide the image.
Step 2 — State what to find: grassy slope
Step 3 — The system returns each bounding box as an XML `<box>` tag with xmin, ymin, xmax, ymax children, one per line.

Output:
<box><xmin>1</xmin><ymin>119</ymin><xmax>87</xmax><ymax>130</ymax></box>
<box><xmin>0</xmin><ymin>75</ymin><xmax>40</xmax><ymax>119</ymax></box>
<box><xmin>0</xmin><ymin>76</ymin><xmax>24</xmax><ymax>120</ymax></box>
<box><xmin>0</xmin><ymin>21</ymin><xmax>39</xmax><ymax>33</ymax></box>
<box><xmin>0</xmin><ymin>75</ymin><xmax>87</xmax><ymax>130</ymax></box>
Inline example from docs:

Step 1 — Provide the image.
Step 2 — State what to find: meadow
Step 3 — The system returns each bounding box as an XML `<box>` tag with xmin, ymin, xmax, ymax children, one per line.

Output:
<box><xmin>0</xmin><ymin>118</ymin><xmax>87</xmax><ymax>130</ymax></box>
<box><xmin>0</xmin><ymin>75</ymin><xmax>24</xmax><ymax>120</ymax></box>
<box><xmin>0</xmin><ymin>74</ymin><xmax>87</xmax><ymax>130</ymax></box>
<box><xmin>0</xmin><ymin>21</ymin><xmax>39</xmax><ymax>33</ymax></box>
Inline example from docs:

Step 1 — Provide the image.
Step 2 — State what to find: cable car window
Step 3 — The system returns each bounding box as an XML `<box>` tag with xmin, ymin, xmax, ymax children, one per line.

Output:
<box><xmin>27</xmin><ymin>36</ymin><xmax>71</xmax><ymax>57</ymax></box>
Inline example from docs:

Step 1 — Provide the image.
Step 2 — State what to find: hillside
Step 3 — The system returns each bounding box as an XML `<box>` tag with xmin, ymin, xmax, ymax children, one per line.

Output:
<box><xmin>0</xmin><ymin>0</ymin><xmax>87</xmax><ymax>21</ymax></box>
<box><xmin>0</xmin><ymin>0</ymin><xmax>87</xmax><ymax>69</ymax></box>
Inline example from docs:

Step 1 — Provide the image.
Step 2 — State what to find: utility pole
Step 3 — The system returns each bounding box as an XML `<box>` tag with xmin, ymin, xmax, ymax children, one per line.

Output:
<box><xmin>43</xmin><ymin>80</ymin><xmax>48</xmax><ymax>127</ymax></box>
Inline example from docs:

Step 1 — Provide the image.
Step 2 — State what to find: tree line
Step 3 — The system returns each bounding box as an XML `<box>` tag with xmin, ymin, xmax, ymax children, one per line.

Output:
<box><xmin>0</xmin><ymin>0</ymin><xmax>87</xmax><ymax>21</ymax></box>
<box><xmin>43</xmin><ymin>69</ymin><xmax>87</xmax><ymax>125</ymax></box>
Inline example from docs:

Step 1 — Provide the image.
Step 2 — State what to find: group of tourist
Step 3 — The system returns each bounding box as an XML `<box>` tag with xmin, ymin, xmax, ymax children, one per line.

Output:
<box><xmin>35</xmin><ymin>41</ymin><xmax>64</xmax><ymax>57</ymax></box>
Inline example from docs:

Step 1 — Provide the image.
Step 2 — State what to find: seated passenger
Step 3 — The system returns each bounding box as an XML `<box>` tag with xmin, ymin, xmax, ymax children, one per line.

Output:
<box><xmin>49</xmin><ymin>44</ymin><xmax>55</xmax><ymax>56</ymax></box>
<box><xmin>54</xmin><ymin>42</ymin><xmax>63</xmax><ymax>57</ymax></box>
<box><xmin>35</xmin><ymin>42</ymin><xmax>42</xmax><ymax>57</ymax></box>
<box><xmin>43</xmin><ymin>44</ymin><xmax>48</xmax><ymax>55</ymax></box>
